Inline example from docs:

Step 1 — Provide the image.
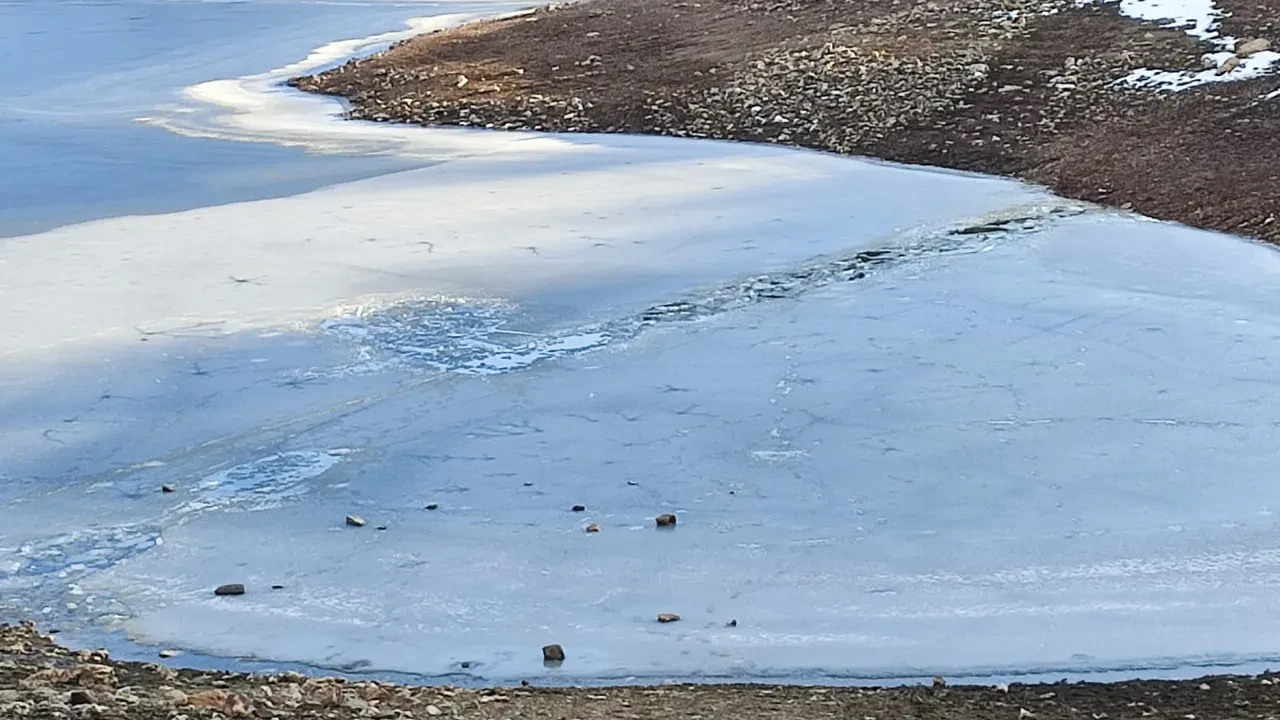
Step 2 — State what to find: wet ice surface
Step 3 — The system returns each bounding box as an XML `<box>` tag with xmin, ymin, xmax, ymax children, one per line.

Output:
<box><xmin>7</xmin><ymin>169</ymin><xmax>1280</xmax><ymax>683</ymax></box>
<box><xmin>0</xmin><ymin>0</ymin><xmax>512</xmax><ymax>237</ymax></box>
<box><xmin>6</xmin><ymin>0</ymin><xmax>1280</xmax><ymax>690</ymax></box>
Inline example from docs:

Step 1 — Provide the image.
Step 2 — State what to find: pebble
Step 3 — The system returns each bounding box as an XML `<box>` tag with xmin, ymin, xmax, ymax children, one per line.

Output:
<box><xmin>214</xmin><ymin>584</ymin><xmax>245</xmax><ymax>597</ymax></box>
<box><xmin>427</xmin><ymin>705</ymin><xmax>443</xmax><ymax>716</ymax></box>
<box><xmin>655</xmin><ymin>513</ymin><xmax>678</xmax><ymax>527</ymax></box>
<box><xmin>586</xmin><ymin>523</ymin><xmax>601</xmax><ymax>533</ymax></box>
<box><xmin>158</xmin><ymin>649</ymin><xmax>180</xmax><ymax>658</ymax></box>
<box><xmin>657</xmin><ymin>613</ymin><xmax>681</xmax><ymax>623</ymax></box>
<box><xmin>189</xmin><ymin>689</ymin><xmax>251</xmax><ymax>718</ymax></box>
<box><xmin>426</xmin><ymin>503</ymin><xmax>440</xmax><ymax>510</ymax></box>
<box><xmin>1235</xmin><ymin>38</ymin><xmax>1271</xmax><ymax>57</ymax></box>
<box><xmin>346</xmin><ymin>515</ymin><xmax>367</xmax><ymax>527</ymax></box>
<box><xmin>68</xmin><ymin>689</ymin><xmax>94</xmax><ymax>705</ymax></box>
<box><xmin>161</xmin><ymin>484</ymin><xmax>175</xmax><ymax>493</ymax></box>
<box><xmin>572</xmin><ymin>505</ymin><xmax>586</xmax><ymax>512</ymax></box>
<box><xmin>726</xmin><ymin>619</ymin><xmax>738</xmax><ymax>627</ymax></box>
<box><xmin>542</xmin><ymin>644</ymin><xmax>566</xmax><ymax>662</ymax></box>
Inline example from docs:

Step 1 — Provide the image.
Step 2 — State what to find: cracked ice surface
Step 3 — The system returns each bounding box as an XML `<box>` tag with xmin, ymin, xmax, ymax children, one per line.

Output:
<box><xmin>4</xmin><ymin>26</ymin><xmax>1280</xmax><ymax>675</ymax></box>
<box><xmin>94</xmin><ymin>214</ymin><xmax>1280</xmax><ymax>682</ymax></box>
<box><xmin>8</xmin><ymin>190</ymin><xmax>1280</xmax><ymax>682</ymax></box>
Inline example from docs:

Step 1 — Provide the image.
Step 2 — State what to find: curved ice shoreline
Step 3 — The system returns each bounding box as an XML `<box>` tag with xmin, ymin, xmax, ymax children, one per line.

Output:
<box><xmin>6</xmin><ymin>3</ymin><xmax>1280</xmax><ymax>687</ymax></box>
<box><xmin>142</xmin><ymin>6</ymin><xmax>580</xmax><ymax>160</ymax></box>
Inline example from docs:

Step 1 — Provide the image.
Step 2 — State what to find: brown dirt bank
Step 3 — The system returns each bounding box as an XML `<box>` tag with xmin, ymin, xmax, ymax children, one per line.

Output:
<box><xmin>289</xmin><ymin>0</ymin><xmax>1280</xmax><ymax>243</ymax></box>
<box><xmin>6</xmin><ymin>623</ymin><xmax>1280</xmax><ymax>720</ymax></box>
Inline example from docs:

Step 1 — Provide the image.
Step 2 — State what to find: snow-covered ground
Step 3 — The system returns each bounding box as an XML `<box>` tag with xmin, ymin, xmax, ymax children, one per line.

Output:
<box><xmin>1099</xmin><ymin>0</ymin><xmax>1280</xmax><ymax>91</ymax></box>
<box><xmin>6</xmin><ymin>0</ymin><xmax>1280</xmax><ymax>688</ymax></box>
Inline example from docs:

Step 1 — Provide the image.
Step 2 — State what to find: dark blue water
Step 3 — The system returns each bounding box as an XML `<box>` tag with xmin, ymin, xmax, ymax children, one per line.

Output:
<box><xmin>0</xmin><ymin>0</ymin><xmax>444</xmax><ymax>237</ymax></box>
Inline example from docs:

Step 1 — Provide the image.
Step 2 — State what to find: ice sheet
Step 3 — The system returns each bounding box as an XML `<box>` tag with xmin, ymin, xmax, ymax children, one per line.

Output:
<box><xmin>11</xmin><ymin>211</ymin><xmax>1278</xmax><ymax>684</ymax></box>
<box><xmin>6</xmin><ymin>0</ymin><xmax>1280</xmax><ymax>688</ymax></box>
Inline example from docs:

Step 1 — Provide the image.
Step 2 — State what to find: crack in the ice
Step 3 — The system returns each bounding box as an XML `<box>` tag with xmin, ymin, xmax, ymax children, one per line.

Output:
<box><xmin>315</xmin><ymin>203</ymin><xmax>1085</xmax><ymax>379</ymax></box>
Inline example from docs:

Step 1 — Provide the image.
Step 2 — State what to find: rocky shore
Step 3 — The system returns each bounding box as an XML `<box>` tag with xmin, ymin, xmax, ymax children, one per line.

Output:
<box><xmin>289</xmin><ymin>0</ymin><xmax>1280</xmax><ymax>243</ymax></box>
<box><xmin>6</xmin><ymin>623</ymin><xmax>1280</xmax><ymax>719</ymax></box>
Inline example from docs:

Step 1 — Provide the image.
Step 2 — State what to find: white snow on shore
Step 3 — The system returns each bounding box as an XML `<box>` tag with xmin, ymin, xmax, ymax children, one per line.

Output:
<box><xmin>5</xmin><ymin>1</ymin><xmax>1280</xmax><ymax>687</ymax></box>
<box><xmin>1099</xmin><ymin>0</ymin><xmax>1280</xmax><ymax>92</ymax></box>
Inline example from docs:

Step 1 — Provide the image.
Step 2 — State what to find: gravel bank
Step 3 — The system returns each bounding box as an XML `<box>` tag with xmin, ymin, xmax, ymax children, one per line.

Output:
<box><xmin>6</xmin><ymin>623</ymin><xmax>1280</xmax><ymax>719</ymax></box>
<box><xmin>290</xmin><ymin>0</ymin><xmax>1280</xmax><ymax>242</ymax></box>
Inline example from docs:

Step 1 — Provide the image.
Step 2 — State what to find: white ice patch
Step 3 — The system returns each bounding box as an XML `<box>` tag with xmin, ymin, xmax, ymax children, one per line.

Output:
<box><xmin>456</xmin><ymin>332</ymin><xmax>612</xmax><ymax>375</ymax></box>
<box><xmin>0</xmin><ymin>525</ymin><xmax>160</xmax><ymax>585</ymax></box>
<box><xmin>176</xmin><ymin>451</ymin><xmax>344</xmax><ymax>514</ymax></box>
<box><xmin>314</xmin><ymin>299</ymin><xmax>616</xmax><ymax>375</ymax></box>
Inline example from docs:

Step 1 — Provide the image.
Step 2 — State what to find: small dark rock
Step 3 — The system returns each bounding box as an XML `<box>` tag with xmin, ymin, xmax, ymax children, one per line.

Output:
<box><xmin>726</xmin><ymin>619</ymin><xmax>738</xmax><ymax>627</ymax></box>
<box><xmin>655</xmin><ymin>513</ymin><xmax>678</xmax><ymax>527</ymax></box>
<box><xmin>375</xmin><ymin>526</ymin><xmax>388</xmax><ymax>531</ymax></box>
<box><xmin>571</xmin><ymin>505</ymin><xmax>586</xmax><ymax>512</ymax></box>
<box><xmin>68</xmin><ymin>690</ymin><xmax>94</xmax><ymax>706</ymax></box>
<box><xmin>426</xmin><ymin>503</ymin><xmax>440</xmax><ymax>510</ymax></box>
<box><xmin>214</xmin><ymin>583</ymin><xmax>245</xmax><ymax>596</ymax></box>
<box><xmin>542</xmin><ymin>644</ymin><xmax>565</xmax><ymax>663</ymax></box>
<box><xmin>460</xmin><ymin>661</ymin><xmax>472</xmax><ymax>669</ymax></box>
<box><xmin>161</xmin><ymin>484</ymin><xmax>175</xmax><ymax>493</ymax></box>
<box><xmin>586</xmin><ymin>523</ymin><xmax>601</xmax><ymax>533</ymax></box>
<box><xmin>271</xmin><ymin>584</ymin><xmax>285</xmax><ymax>590</ymax></box>
<box><xmin>657</xmin><ymin>613</ymin><xmax>681</xmax><ymax>623</ymax></box>
<box><xmin>521</xmin><ymin>679</ymin><xmax>531</xmax><ymax>687</ymax></box>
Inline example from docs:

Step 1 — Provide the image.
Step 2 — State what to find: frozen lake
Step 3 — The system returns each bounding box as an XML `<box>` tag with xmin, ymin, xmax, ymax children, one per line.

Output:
<box><xmin>4</xmin><ymin>0</ymin><xmax>1280</xmax><ymax>688</ymax></box>
<box><xmin>0</xmin><ymin>0</ymin><xmax>513</xmax><ymax>236</ymax></box>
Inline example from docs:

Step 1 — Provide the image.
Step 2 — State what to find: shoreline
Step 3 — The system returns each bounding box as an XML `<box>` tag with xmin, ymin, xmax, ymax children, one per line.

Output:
<box><xmin>290</xmin><ymin>0</ymin><xmax>1280</xmax><ymax>243</ymax></box>
<box><xmin>9</xmin><ymin>623</ymin><xmax>1280</xmax><ymax>719</ymax></box>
